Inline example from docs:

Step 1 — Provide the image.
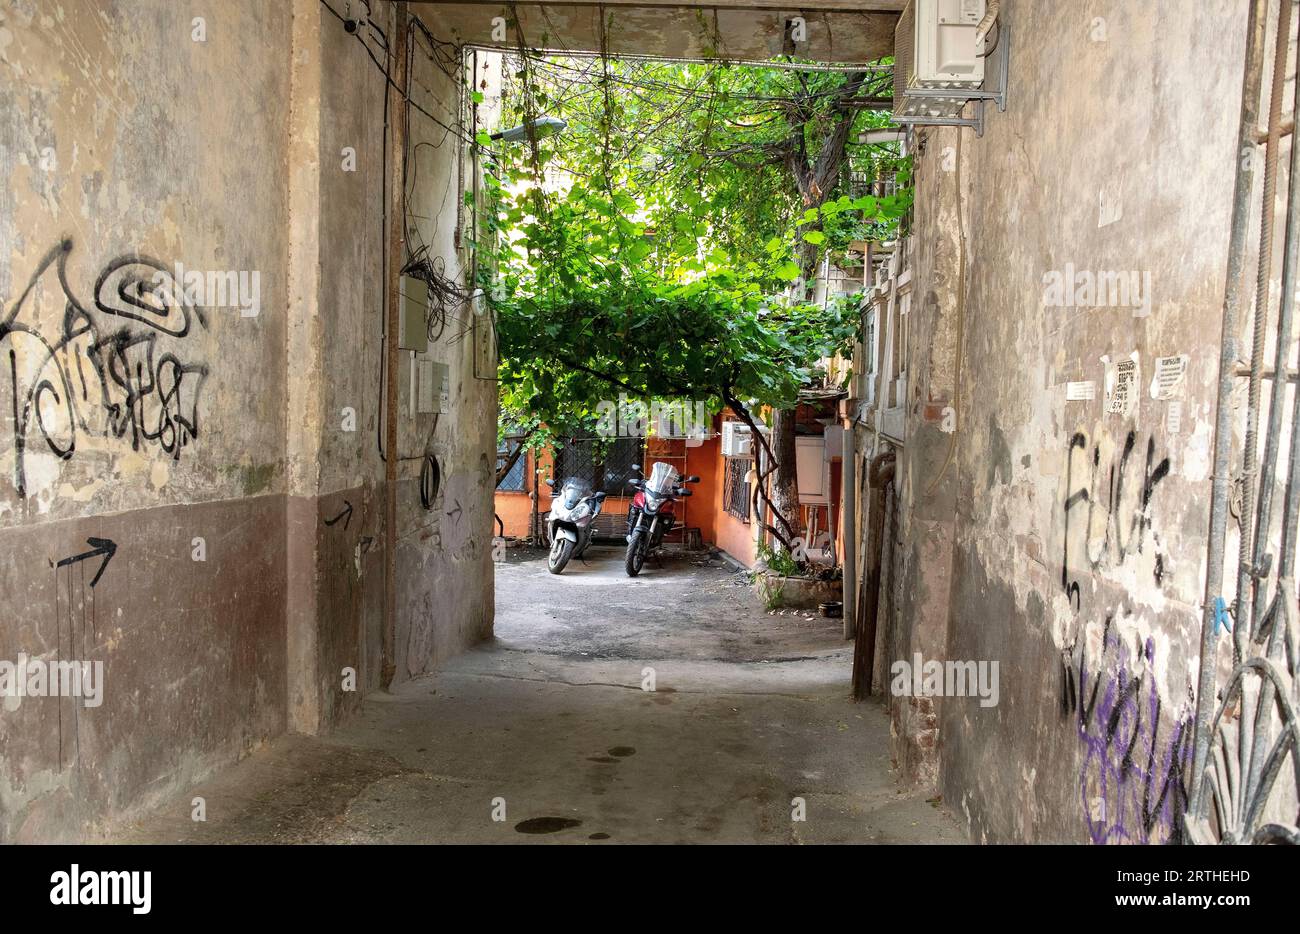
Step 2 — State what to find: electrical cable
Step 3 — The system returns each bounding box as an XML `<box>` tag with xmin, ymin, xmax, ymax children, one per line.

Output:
<box><xmin>316</xmin><ymin>0</ymin><xmax>472</xmax><ymax>462</ymax></box>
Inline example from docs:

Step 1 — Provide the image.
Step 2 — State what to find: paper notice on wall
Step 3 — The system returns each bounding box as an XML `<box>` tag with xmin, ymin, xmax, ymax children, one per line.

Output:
<box><xmin>1066</xmin><ymin>380</ymin><xmax>1096</xmax><ymax>401</ymax></box>
<box><xmin>1102</xmin><ymin>352</ymin><xmax>1140</xmax><ymax>418</ymax></box>
<box><xmin>1167</xmin><ymin>400</ymin><xmax>1183</xmax><ymax>434</ymax></box>
<box><xmin>1150</xmin><ymin>354</ymin><xmax>1189</xmax><ymax>400</ymax></box>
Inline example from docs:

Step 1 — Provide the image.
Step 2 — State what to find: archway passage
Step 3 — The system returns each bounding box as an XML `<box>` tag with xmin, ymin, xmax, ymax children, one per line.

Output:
<box><xmin>112</xmin><ymin>2</ymin><xmax>963</xmax><ymax>844</ymax></box>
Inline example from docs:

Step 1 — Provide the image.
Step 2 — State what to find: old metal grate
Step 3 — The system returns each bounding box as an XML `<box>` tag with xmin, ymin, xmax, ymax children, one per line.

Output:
<box><xmin>723</xmin><ymin>454</ymin><xmax>752</xmax><ymax>522</ymax></box>
<box><xmin>554</xmin><ymin>437</ymin><xmax>644</xmax><ymax>495</ymax></box>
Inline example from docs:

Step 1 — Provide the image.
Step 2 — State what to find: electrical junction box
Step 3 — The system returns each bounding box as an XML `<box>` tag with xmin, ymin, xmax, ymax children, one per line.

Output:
<box><xmin>399</xmin><ymin>276</ymin><xmax>429</xmax><ymax>353</ymax></box>
<box><xmin>416</xmin><ymin>359</ymin><xmax>450</xmax><ymax>414</ymax></box>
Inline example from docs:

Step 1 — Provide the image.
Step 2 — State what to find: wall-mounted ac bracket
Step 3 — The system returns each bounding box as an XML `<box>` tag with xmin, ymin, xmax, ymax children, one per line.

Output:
<box><xmin>893</xmin><ymin>26</ymin><xmax>1009</xmax><ymax>138</ymax></box>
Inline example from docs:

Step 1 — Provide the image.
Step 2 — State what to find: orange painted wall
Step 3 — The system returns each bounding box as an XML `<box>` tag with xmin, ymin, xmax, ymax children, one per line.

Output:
<box><xmin>495</xmin><ymin>489</ymin><xmax>533</xmax><ymax>538</ymax></box>
<box><xmin>714</xmin><ymin>487</ymin><xmax>757</xmax><ymax>567</ymax></box>
<box><xmin>494</xmin><ymin>448</ymin><xmax>556</xmax><ymax>539</ymax></box>
<box><xmin>705</xmin><ymin>412</ymin><xmax>757</xmax><ymax>567</ymax></box>
<box><xmin>684</xmin><ymin>437</ymin><xmax>719</xmax><ymax>544</ymax></box>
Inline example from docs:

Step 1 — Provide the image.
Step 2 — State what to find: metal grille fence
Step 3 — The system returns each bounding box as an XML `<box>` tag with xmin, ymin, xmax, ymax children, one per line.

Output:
<box><xmin>554</xmin><ymin>437</ymin><xmax>644</xmax><ymax>495</ymax></box>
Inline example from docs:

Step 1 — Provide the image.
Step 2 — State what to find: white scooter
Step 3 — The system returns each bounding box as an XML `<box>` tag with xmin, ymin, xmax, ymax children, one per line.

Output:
<box><xmin>544</xmin><ymin>476</ymin><xmax>607</xmax><ymax>574</ymax></box>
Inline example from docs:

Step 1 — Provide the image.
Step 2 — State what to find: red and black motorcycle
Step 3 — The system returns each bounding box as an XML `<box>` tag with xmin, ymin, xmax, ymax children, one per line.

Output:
<box><xmin>624</xmin><ymin>462</ymin><xmax>699</xmax><ymax>576</ymax></box>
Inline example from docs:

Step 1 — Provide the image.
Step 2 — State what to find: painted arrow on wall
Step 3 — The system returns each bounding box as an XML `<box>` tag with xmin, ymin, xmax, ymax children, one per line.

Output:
<box><xmin>53</xmin><ymin>537</ymin><xmax>117</xmax><ymax>587</ymax></box>
<box><xmin>325</xmin><ymin>500</ymin><xmax>354</xmax><ymax>531</ymax></box>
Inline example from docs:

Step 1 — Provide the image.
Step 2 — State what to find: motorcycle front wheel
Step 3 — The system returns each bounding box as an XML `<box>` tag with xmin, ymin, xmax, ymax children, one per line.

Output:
<box><xmin>548</xmin><ymin>536</ymin><xmax>575</xmax><ymax>574</ymax></box>
<box><xmin>625</xmin><ymin>531</ymin><xmax>646</xmax><ymax>577</ymax></box>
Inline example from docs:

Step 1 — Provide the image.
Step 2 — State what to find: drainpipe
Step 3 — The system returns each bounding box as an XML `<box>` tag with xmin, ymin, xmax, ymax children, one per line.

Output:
<box><xmin>842</xmin><ymin>419</ymin><xmax>856</xmax><ymax>640</ymax></box>
<box><xmin>852</xmin><ymin>447</ymin><xmax>895</xmax><ymax>701</ymax></box>
<box><xmin>381</xmin><ymin>1</ymin><xmax>409</xmax><ymax>692</ymax></box>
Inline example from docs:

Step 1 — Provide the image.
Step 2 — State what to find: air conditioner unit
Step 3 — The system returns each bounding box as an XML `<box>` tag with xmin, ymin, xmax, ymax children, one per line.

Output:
<box><xmin>721</xmin><ymin>420</ymin><xmax>754</xmax><ymax>458</ymax></box>
<box><xmin>894</xmin><ymin>0</ymin><xmax>998</xmax><ymax>128</ymax></box>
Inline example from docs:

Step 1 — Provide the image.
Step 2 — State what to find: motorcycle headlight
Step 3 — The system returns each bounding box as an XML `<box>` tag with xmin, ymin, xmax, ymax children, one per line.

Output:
<box><xmin>569</xmin><ymin>502</ymin><xmax>591</xmax><ymax>521</ymax></box>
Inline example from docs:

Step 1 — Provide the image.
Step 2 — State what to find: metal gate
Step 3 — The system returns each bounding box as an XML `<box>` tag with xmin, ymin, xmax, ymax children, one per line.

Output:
<box><xmin>1187</xmin><ymin>0</ymin><xmax>1300</xmax><ymax>845</ymax></box>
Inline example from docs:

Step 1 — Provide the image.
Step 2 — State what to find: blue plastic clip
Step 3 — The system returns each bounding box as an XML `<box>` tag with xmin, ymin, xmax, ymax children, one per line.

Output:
<box><xmin>1213</xmin><ymin>596</ymin><xmax>1232</xmax><ymax>635</ymax></box>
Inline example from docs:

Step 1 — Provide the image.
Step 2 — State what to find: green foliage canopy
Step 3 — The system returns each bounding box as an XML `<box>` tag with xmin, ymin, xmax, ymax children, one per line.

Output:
<box><xmin>480</xmin><ymin>53</ymin><xmax>908</xmax><ymax>438</ymax></box>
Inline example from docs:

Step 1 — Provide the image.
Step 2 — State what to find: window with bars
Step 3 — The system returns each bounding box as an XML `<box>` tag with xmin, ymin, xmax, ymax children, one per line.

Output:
<box><xmin>723</xmin><ymin>454</ymin><xmax>752</xmax><ymax>522</ymax></box>
<box><xmin>554</xmin><ymin>437</ymin><xmax>644</xmax><ymax>495</ymax></box>
<box><xmin>497</xmin><ymin>437</ymin><xmax>528</xmax><ymax>491</ymax></box>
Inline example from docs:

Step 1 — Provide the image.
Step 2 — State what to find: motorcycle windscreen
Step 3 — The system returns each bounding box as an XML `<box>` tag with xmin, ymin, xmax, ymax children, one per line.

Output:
<box><xmin>645</xmin><ymin>462</ymin><xmax>677</xmax><ymax>495</ymax></box>
<box><xmin>561</xmin><ymin>476</ymin><xmax>592</xmax><ymax>507</ymax></box>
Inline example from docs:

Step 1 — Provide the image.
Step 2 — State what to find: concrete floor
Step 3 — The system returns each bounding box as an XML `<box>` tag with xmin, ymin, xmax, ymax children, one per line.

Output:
<box><xmin>113</xmin><ymin>545</ymin><xmax>966</xmax><ymax>844</ymax></box>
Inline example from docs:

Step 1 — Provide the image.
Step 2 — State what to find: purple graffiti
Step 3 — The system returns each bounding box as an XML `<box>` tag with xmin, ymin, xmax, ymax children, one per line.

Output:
<box><xmin>1073</xmin><ymin>620</ymin><xmax>1193</xmax><ymax>845</ymax></box>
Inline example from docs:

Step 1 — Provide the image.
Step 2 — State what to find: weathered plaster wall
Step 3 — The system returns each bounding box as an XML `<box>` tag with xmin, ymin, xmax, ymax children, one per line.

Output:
<box><xmin>887</xmin><ymin>121</ymin><xmax>962</xmax><ymax>787</ymax></box>
<box><xmin>0</xmin><ymin>0</ymin><xmax>294</xmax><ymax>842</ymax></box>
<box><xmin>0</xmin><ymin>0</ymin><xmax>291</xmax><ymax>519</ymax></box>
<box><xmin>389</xmin><ymin>33</ymin><xmax>497</xmax><ymax>682</ymax></box>
<box><xmin>285</xmin><ymin>0</ymin><xmax>391</xmax><ymax>733</ymax></box>
<box><xmin>901</xmin><ymin>0</ymin><xmax>1249</xmax><ymax>842</ymax></box>
<box><xmin>283</xmin><ymin>0</ymin><xmax>496</xmax><ymax>724</ymax></box>
<box><xmin>0</xmin><ymin>0</ymin><xmax>496</xmax><ymax>840</ymax></box>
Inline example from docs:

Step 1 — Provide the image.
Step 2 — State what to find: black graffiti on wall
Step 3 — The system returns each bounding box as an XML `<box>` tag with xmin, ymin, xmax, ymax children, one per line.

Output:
<box><xmin>1</xmin><ymin>240</ymin><xmax>209</xmax><ymax>497</ymax></box>
<box><xmin>1061</xmin><ymin>430</ymin><xmax>1171</xmax><ymax>611</ymax></box>
<box><xmin>1062</xmin><ymin>617</ymin><xmax>1192</xmax><ymax>845</ymax></box>
<box><xmin>325</xmin><ymin>500</ymin><xmax>354</xmax><ymax>531</ymax></box>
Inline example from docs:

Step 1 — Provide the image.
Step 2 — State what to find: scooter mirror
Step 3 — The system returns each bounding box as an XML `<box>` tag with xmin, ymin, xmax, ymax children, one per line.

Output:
<box><xmin>544</xmin><ymin>478</ymin><xmax>554</xmax><ymax>488</ymax></box>
<box><xmin>685</xmin><ymin>475</ymin><xmax>700</xmax><ymax>483</ymax></box>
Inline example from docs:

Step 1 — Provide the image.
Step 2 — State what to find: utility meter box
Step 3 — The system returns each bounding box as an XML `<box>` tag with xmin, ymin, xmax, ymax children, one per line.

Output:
<box><xmin>399</xmin><ymin>276</ymin><xmax>429</xmax><ymax>353</ymax></box>
<box><xmin>416</xmin><ymin>359</ymin><xmax>450</xmax><ymax>414</ymax></box>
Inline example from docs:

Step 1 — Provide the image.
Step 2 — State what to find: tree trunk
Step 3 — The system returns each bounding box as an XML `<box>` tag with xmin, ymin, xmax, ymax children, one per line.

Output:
<box><xmin>770</xmin><ymin>407</ymin><xmax>803</xmax><ymax>554</ymax></box>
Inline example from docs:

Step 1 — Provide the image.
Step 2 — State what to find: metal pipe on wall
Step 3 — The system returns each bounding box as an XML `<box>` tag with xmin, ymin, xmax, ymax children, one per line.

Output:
<box><xmin>1251</xmin><ymin>10</ymin><xmax>1300</xmax><ymax>638</ymax></box>
<box><xmin>381</xmin><ymin>1</ymin><xmax>410</xmax><ymax>692</ymax></box>
<box><xmin>1238</xmin><ymin>0</ymin><xmax>1300</xmax><ymax>838</ymax></box>
<box><xmin>1188</xmin><ymin>0</ymin><xmax>1269</xmax><ymax>821</ymax></box>
<box><xmin>1235</xmin><ymin>0</ymin><xmax>1292</xmax><ymax>666</ymax></box>
<box><xmin>842</xmin><ymin>420</ymin><xmax>856</xmax><ymax>640</ymax></box>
